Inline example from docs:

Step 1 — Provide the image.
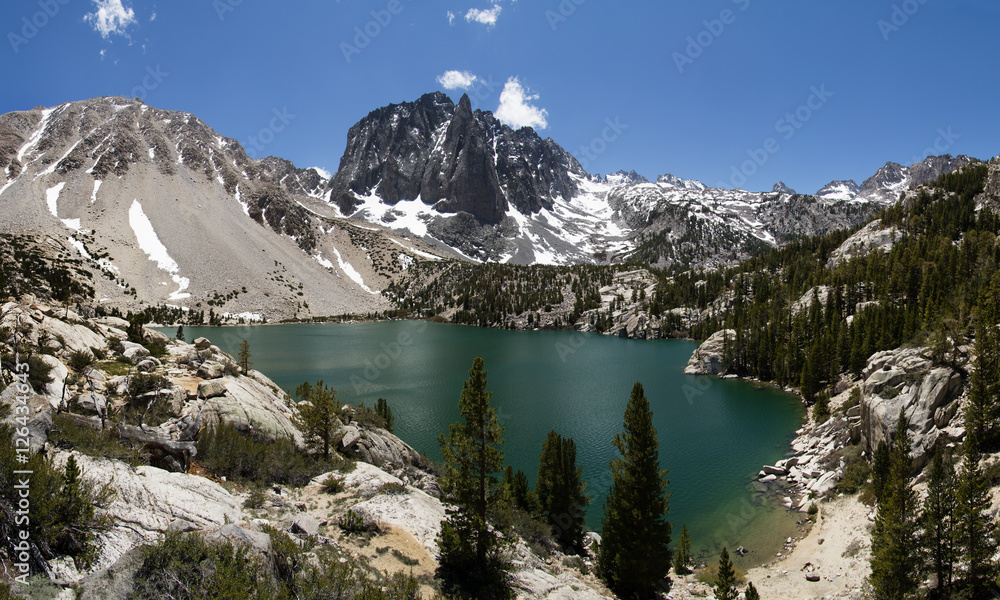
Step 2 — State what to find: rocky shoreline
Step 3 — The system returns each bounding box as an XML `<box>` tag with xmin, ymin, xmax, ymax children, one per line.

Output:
<box><xmin>683</xmin><ymin>329</ymin><xmax>970</xmax><ymax>594</ymax></box>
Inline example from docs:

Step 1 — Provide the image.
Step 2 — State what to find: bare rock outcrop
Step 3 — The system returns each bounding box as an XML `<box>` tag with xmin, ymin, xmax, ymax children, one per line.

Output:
<box><xmin>684</xmin><ymin>329</ymin><xmax>735</xmax><ymax>375</ymax></box>
<box><xmin>338</xmin><ymin>423</ymin><xmax>423</xmax><ymax>470</ymax></box>
<box><xmin>826</xmin><ymin>219</ymin><xmax>899</xmax><ymax>269</ymax></box>
<box><xmin>55</xmin><ymin>450</ymin><xmax>244</xmax><ymax>577</ymax></box>
<box><xmin>187</xmin><ymin>374</ymin><xmax>303</xmax><ymax>446</ymax></box>
<box><xmin>860</xmin><ymin>347</ymin><xmax>964</xmax><ymax>471</ymax></box>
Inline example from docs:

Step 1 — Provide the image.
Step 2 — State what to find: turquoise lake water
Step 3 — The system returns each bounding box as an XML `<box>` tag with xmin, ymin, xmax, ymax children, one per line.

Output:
<box><xmin>163</xmin><ymin>321</ymin><xmax>805</xmax><ymax>565</ymax></box>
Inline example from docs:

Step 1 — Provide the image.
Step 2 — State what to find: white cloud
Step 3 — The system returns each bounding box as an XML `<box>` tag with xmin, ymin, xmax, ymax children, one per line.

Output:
<box><xmin>84</xmin><ymin>0</ymin><xmax>138</xmax><ymax>39</ymax></box>
<box><xmin>446</xmin><ymin>11</ymin><xmax>456</xmax><ymax>25</ymax></box>
<box><xmin>437</xmin><ymin>70</ymin><xmax>478</xmax><ymax>91</ymax></box>
<box><xmin>150</xmin><ymin>12</ymin><xmax>156</xmax><ymax>22</ymax></box>
<box><xmin>495</xmin><ymin>78</ymin><xmax>548</xmax><ymax>130</ymax></box>
<box><xmin>465</xmin><ymin>5</ymin><xmax>502</xmax><ymax>26</ymax></box>
<box><xmin>310</xmin><ymin>166</ymin><xmax>332</xmax><ymax>180</ymax></box>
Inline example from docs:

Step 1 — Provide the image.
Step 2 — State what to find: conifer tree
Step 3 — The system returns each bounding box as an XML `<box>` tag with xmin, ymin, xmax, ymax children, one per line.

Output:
<box><xmin>715</xmin><ymin>546</ymin><xmax>738</xmax><ymax>600</ymax></box>
<box><xmin>744</xmin><ymin>581</ymin><xmax>761</xmax><ymax>600</ymax></box>
<box><xmin>375</xmin><ymin>397</ymin><xmax>394</xmax><ymax>433</ymax></box>
<box><xmin>293</xmin><ymin>380</ymin><xmax>340</xmax><ymax>459</ymax></box>
<box><xmin>920</xmin><ymin>446</ymin><xmax>956</xmax><ymax>593</ymax></box>
<box><xmin>673</xmin><ymin>524</ymin><xmax>692</xmax><ymax>575</ymax></box>
<box><xmin>536</xmin><ymin>431</ymin><xmax>589</xmax><ymax>549</ymax></box>
<box><xmin>597</xmin><ymin>382</ymin><xmax>672</xmax><ymax>598</ymax></box>
<box><xmin>503</xmin><ymin>466</ymin><xmax>533</xmax><ymax>513</ymax></box>
<box><xmin>871</xmin><ymin>440</ymin><xmax>891</xmax><ymax>502</ymax></box>
<box><xmin>869</xmin><ymin>413</ymin><xmax>920</xmax><ymax>599</ymax></box>
<box><xmin>238</xmin><ymin>339</ymin><xmax>252</xmax><ymax>373</ymax></box>
<box><xmin>175</xmin><ymin>324</ymin><xmax>185</xmax><ymax>341</ymax></box>
<box><xmin>955</xmin><ymin>433</ymin><xmax>998</xmax><ymax>598</ymax></box>
<box><xmin>437</xmin><ymin>356</ymin><xmax>512</xmax><ymax>599</ymax></box>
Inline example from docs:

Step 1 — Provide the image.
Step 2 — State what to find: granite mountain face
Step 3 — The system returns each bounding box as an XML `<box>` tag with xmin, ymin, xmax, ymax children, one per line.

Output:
<box><xmin>325</xmin><ymin>93</ymin><xmax>972</xmax><ymax>268</ymax></box>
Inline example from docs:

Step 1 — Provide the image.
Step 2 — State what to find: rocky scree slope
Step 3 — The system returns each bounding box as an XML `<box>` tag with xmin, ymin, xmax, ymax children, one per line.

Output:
<box><xmin>0</xmin><ymin>97</ymin><xmax>453</xmax><ymax>321</ymax></box>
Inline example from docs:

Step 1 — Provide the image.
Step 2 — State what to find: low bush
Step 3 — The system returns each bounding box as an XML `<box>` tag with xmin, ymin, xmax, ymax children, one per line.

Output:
<box><xmin>67</xmin><ymin>349</ymin><xmax>96</xmax><ymax>372</ymax></box>
<box><xmin>1</xmin><ymin>353</ymin><xmax>53</xmax><ymax>394</ymax></box>
<box><xmin>321</xmin><ymin>474</ymin><xmax>344</xmax><ymax>494</ymax></box>
<box><xmin>696</xmin><ymin>563</ymin><xmax>746</xmax><ymax>587</ymax></box>
<box><xmin>127</xmin><ymin>528</ymin><xmax>435</xmax><ymax>599</ymax></box>
<box><xmin>1</xmin><ymin>434</ymin><xmax>114</xmax><ymax>572</ymax></box>
<box><xmin>339</xmin><ymin>509</ymin><xmax>381</xmax><ymax>535</ymax></box>
<box><xmin>834</xmin><ymin>445</ymin><xmax>870</xmax><ymax>496</ymax></box>
<box><xmin>196</xmin><ymin>422</ymin><xmax>339</xmax><ymax>487</ymax></box>
<box><xmin>127</xmin><ymin>373</ymin><xmax>170</xmax><ymax>399</ymax></box>
<box><xmin>50</xmin><ymin>413</ymin><xmax>149</xmax><ymax>466</ymax></box>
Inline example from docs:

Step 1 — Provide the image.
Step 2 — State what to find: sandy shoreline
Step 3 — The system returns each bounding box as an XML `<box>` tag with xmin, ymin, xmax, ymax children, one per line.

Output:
<box><xmin>744</xmin><ymin>495</ymin><xmax>871</xmax><ymax>599</ymax></box>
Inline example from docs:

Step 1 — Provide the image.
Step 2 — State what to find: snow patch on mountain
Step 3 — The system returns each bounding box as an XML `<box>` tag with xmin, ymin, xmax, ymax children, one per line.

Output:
<box><xmin>331</xmin><ymin>247</ymin><xmax>376</xmax><ymax>295</ymax></box>
<box><xmin>128</xmin><ymin>199</ymin><xmax>190</xmax><ymax>300</ymax></box>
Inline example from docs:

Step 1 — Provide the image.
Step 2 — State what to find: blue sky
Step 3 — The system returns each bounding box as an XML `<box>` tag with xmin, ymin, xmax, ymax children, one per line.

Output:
<box><xmin>2</xmin><ymin>0</ymin><xmax>998</xmax><ymax>194</ymax></box>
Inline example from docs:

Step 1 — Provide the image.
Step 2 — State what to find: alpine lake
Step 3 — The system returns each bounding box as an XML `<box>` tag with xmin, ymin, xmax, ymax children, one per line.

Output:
<box><xmin>160</xmin><ymin>321</ymin><xmax>807</xmax><ymax>569</ymax></box>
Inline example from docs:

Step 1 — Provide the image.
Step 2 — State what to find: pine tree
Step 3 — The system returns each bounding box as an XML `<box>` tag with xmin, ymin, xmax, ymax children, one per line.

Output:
<box><xmin>673</xmin><ymin>524</ymin><xmax>692</xmax><ymax>575</ymax></box>
<box><xmin>238</xmin><ymin>339</ymin><xmax>252</xmax><ymax>373</ymax></box>
<box><xmin>175</xmin><ymin>324</ymin><xmax>185</xmax><ymax>341</ymax></box>
<box><xmin>597</xmin><ymin>382</ymin><xmax>672</xmax><ymax>599</ymax></box>
<box><xmin>955</xmin><ymin>433</ymin><xmax>998</xmax><ymax>598</ymax></box>
<box><xmin>293</xmin><ymin>380</ymin><xmax>340</xmax><ymax>459</ymax></box>
<box><xmin>503</xmin><ymin>466</ymin><xmax>533</xmax><ymax>513</ymax></box>
<box><xmin>920</xmin><ymin>446</ymin><xmax>956</xmax><ymax>593</ymax></box>
<box><xmin>871</xmin><ymin>440</ymin><xmax>890</xmax><ymax>502</ymax></box>
<box><xmin>869</xmin><ymin>413</ymin><xmax>920</xmax><ymax>599</ymax></box>
<box><xmin>437</xmin><ymin>356</ymin><xmax>512</xmax><ymax>599</ymax></box>
<box><xmin>715</xmin><ymin>546</ymin><xmax>738</xmax><ymax>600</ymax></box>
<box><xmin>744</xmin><ymin>581</ymin><xmax>761</xmax><ymax>600</ymax></box>
<box><xmin>375</xmin><ymin>397</ymin><xmax>394</xmax><ymax>433</ymax></box>
<box><xmin>536</xmin><ymin>431</ymin><xmax>589</xmax><ymax>549</ymax></box>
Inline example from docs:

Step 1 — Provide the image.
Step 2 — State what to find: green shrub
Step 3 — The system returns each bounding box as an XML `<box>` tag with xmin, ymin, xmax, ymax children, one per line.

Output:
<box><xmin>243</xmin><ymin>487</ymin><xmax>268</xmax><ymax>509</ymax></box>
<box><xmin>197</xmin><ymin>422</ymin><xmax>337</xmax><ymax>487</ymax></box>
<box><xmin>695</xmin><ymin>563</ymin><xmax>745</xmax><ymax>587</ymax></box>
<box><xmin>127</xmin><ymin>531</ymin><xmax>276</xmax><ymax>600</ymax></box>
<box><xmin>2</xmin><ymin>353</ymin><xmax>54</xmax><ymax>394</ymax></box>
<box><xmin>378</xmin><ymin>481</ymin><xmax>407</xmax><ymax>495</ymax></box>
<box><xmin>50</xmin><ymin>413</ymin><xmax>149</xmax><ymax>466</ymax></box>
<box><xmin>67</xmin><ymin>349</ymin><xmax>96</xmax><ymax>373</ymax></box>
<box><xmin>338</xmin><ymin>509</ymin><xmax>381</xmax><ymax>535</ymax></box>
<box><xmin>321</xmin><ymin>474</ymin><xmax>344</xmax><ymax>494</ymax></box>
<box><xmin>391</xmin><ymin>548</ymin><xmax>420</xmax><ymax>567</ymax></box>
<box><xmin>834</xmin><ymin>446</ymin><xmax>870</xmax><ymax>496</ymax></box>
<box><xmin>130</xmin><ymin>528</ymin><xmax>435</xmax><ymax>600</ymax></box>
<box><xmin>127</xmin><ymin>373</ymin><xmax>170</xmax><ymax>398</ymax></box>
<box><xmin>1</xmin><ymin>437</ymin><xmax>113</xmax><ymax>572</ymax></box>
<box><xmin>145</xmin><ymin>338</ymin><xmax>167</xmax><ymax>358</ymax></box>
